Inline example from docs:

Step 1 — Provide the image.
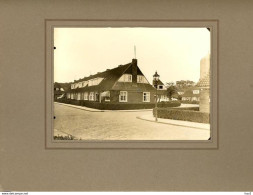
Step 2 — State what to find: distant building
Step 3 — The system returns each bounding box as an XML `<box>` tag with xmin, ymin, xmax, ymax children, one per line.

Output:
<box><xmin>152</xmin><ymin>79</ymin><xmax>169</xmax><ymax>102</ymax></box>
<box><xmin>200</xmin><ymin>53</ymin><xmax>210</xmax><ymax>79</ymax></box>
<box><xmin>54</xmin><ymin>82</ymin><xmax>71</xmax><ymax>100</ymax></box>
<box><xmin>197</xmin><ymin>53</ymin><xmax>210</xmax><ymax>113</ymax></box>
<box><xmin>65</xmin><ymin>59</ymin><xmax>156</xmax><ymax>108</ymax></box>
<box><xmin>180</xmin><ymin>87</ymin><xmax>200</xmax><ymax>102</ymax></box>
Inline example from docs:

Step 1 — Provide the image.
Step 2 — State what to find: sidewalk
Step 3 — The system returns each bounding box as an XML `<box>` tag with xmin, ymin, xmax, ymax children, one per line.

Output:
<box><xmin>137</xmin><ymin>113</ymin><xmax>210</xmax><ymax>130</ymax></box>
<box><xmin>55</xmin><ymin>102</ymin><xmax>152</xmax><ymax>112</ymax></box>
<box><xmin>55</xmin><ymin>102</ymin><xmax>103</xmax><ymax>112</ymax></box>
<box><xmin>180</xmin><ymin>103</ymin><xmax>199</xmax><ymax>108</ymax></box>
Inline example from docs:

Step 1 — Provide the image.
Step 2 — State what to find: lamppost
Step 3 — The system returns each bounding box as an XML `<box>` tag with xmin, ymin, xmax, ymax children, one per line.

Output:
<box><xmin>153</xmin><ymin>71</ymin><xmax>160</xmax><ymax>122</ymax></box>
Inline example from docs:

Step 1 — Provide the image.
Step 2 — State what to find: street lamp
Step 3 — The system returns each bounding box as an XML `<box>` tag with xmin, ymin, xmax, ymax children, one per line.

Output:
<box><xmin>153</xmin><ymin>71</ymin><xmax>160</xmax><ymax>122</ymax></box>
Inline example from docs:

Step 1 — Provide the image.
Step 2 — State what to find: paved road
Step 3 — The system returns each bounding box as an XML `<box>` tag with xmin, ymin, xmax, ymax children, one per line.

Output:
<box><xmin>54</xmin><ymin>103</ymin><xmax>210</xmax><ymax>140</ymax></box>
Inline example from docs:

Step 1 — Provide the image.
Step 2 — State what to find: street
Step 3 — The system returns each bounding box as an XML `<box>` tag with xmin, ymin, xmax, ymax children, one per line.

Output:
<box><xmin>54</xmin><ymin>103</ymin><xmax>210</xmax><ymax>140</ymax></box>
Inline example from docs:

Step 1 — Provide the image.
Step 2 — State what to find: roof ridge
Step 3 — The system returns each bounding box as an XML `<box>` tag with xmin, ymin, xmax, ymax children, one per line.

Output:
<box><xmin>74</xmin><ymin>62</ymin><xmax>131</xmax><ymax>83</ymax></box>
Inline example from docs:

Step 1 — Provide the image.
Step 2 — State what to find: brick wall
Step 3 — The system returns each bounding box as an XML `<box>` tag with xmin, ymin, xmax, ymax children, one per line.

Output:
<box><xmin>110</xmin><ymin>90</ymin><xmax>155</xmax><ymax>103</ymax></box>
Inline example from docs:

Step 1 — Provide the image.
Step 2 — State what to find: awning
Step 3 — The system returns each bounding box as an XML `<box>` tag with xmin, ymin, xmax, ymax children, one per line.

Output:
<box><xmin>100</xmin><ymin>91</ymin><xmax>110</xmax><ymax>97</ymax></box>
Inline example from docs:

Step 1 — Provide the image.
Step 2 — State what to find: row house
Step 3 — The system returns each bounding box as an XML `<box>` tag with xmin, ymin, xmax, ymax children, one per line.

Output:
<box><xmin>178</xmin><ymin>87</ymin><xmax>200</xmax><ymax>101</ymax></box>
<box><xmin>65</xmin><ymin>59</ymin><xmax>156</xmax><ymax>106</ymax></box>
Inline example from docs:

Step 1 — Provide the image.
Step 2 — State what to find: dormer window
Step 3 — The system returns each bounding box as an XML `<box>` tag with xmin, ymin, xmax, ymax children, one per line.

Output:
<box><xmin>137</xmin><ymin>75</ymin><xmax>149</xmax><ymax>84</ymax></box>
<box><xmin>82</xmin><ymin>81</ymin><xmax>88</xmax><ymax>87</ymax></box>
<box><xmin>118</xmin><ymin>74</ymin><xmax>132</xmax><ymax>82</ymax></box>
<box><xmin>193</xmin><ymin>90</ymin><xmax>200</xmax><ymax>94</ymax></box>
<box><xmin>87</xmin><ymin>77</ymin><xmax>103</xmax><ymax>86</ymax></box>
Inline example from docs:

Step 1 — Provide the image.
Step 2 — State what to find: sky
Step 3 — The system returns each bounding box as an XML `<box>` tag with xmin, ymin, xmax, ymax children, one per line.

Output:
<box><xmin>54</xmin><ymin>28</ymin><xmax>210</xmax><ymax>84</ymax></box>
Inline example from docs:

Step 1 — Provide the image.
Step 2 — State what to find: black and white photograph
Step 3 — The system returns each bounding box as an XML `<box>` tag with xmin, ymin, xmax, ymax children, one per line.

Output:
<box><xmin>53</xmin><ymin>27</ymin><xmax>211</xmax><ymax>141</ymax></box>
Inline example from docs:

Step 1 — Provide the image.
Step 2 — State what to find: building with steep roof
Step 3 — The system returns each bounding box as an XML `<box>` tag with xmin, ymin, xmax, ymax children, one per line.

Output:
<box><xmin>152</xmin><ymin>79</ymin><xmax>169</xmax><ymax>102</ymax></box>
<box><xmin>54</xmin><ymin>82</ymin><xmax>71</xmax><ymax>100</ymax></box>
<box><xmin>200</xmin><ymin>53</ymin><xmax>210</xmax><ymax>79</ymax></box>
<box><xmin>180</xmin><ymin>87</ymin><xmax>200</xmax><ymax>102</ymax></box>
<box><xmin>65</xmin><ymin>59</ymin><xmax>156</xmax><ymax>107</ymax></box>
<box><xmin>197</xmin><ymin>55</ymin><xmax>210</xmax><ymax>113</ymax></box>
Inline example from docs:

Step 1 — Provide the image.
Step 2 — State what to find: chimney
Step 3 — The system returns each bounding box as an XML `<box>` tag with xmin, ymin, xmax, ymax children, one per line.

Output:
<box><xmin>132</xmin><ymin>59</ymin><xmax>137</xmax><ymax>83</ymax></box>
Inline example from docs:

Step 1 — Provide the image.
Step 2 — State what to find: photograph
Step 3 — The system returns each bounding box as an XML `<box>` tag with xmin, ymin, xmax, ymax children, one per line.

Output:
<box><xmin>53</xmin><ymin>27</ymin><xmax>211</xmax><ymax>141</ymax></box>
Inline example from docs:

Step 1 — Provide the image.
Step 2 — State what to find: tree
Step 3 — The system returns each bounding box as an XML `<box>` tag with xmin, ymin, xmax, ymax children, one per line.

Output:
<box><xmin>166</xmin><ymin>82</ymin><xmax>178</xmax><ymax>100</ymax></box>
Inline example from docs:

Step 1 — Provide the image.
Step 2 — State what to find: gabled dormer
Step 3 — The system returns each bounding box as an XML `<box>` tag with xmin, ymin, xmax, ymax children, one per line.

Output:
<box><xmin>116</xmin><ymin>59</ymin><xmax>149</xmax><ymax>84</ymax></box>
<box><xmin>153</xmin><ymin>79</ymin><xmax>166</xmax><ymax>90</ymax></box>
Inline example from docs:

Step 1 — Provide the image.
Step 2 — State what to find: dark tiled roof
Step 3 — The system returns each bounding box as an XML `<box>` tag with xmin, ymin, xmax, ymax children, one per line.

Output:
<box><xmin>66</xmin><ymin>63</ymin><xmax>131</xmax><ymax>93</ymax></box>
<box><xmin>112</xmin><ymin>82</ymin><xmax>155</xmax><ymax>92</ymax></box>
<box><xmin>181</xmin><ymin>89</ymin><xmax>200</xmax><ymax>97</ymax></box>
<box><xmin>54</xmin><ymin>90</ymin><xmax>64</xmax><ymax>95</ymax></box>
<box><xmin>181</xmin><ymin>92</ymin><xmax>200</xmax><ymax>97</ymax></box>
<box><xmin>153</xmin><ymin>79</ymin><xmax>164</xmax><ymax>86</ymax></box>
<box><xmin>67</xmin><ymin>60</ymin><xmax>155</xmax><ymax>93</ymax></box>
<box><xmin>54</xmin><ymin>82</ymin><xmax>71</xmax><ymax>91</ymax></box>
<box><xmin>75</xmin><ymin>63</ymin><xmax>131</xmax><ymax>83</ymax></box>
<box><xmin>54</xmin><ymin>82</ymin><xmax>61</xmax><ymax>88</ymax></box>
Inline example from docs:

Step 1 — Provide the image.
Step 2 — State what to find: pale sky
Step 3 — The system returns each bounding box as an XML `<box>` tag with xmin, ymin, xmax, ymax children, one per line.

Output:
<box><xmin>54</xmin><ymin>28</ymin><xmax>210</xmax><ymax>84</ymax></box>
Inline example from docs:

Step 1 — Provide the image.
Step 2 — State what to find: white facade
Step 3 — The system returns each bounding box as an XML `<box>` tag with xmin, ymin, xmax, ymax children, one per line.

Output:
<box><xmin>118</xmin><ymin>74</ymin><xmax>132</xmax><ymax>82</ymax></box>
<box><xmin>137</xmin><ymin>75</ymin><xmax>149</xmax><ymax>84</ymax></box>
<box><xmin>71</xmin><ymin>77</ymin><xmax>104</xmax><ymax>89</ymax></box>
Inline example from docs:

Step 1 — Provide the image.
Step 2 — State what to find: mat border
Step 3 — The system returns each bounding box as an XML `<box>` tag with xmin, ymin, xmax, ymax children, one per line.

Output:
<box><xmin>45</xmin><ymin>19</ymin><xmax>219</xmax><ymax>149</ymax></box>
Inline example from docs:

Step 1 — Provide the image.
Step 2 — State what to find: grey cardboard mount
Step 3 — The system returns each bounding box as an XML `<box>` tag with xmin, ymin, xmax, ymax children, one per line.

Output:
<box><xmin>1</xmin><ymin>0</ymin><xmax>253</xmax><ymax>191</ymax></box>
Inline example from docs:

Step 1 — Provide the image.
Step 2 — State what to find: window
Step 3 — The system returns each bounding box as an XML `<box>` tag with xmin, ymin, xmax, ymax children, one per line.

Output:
<box><xmin>77</xmin><ymin>93</ymin><xmax>81</xmax><ymax>100</ymax></box>
<box><xmin>158</xmin><ymin>85</ymin><xmax>163</xmax><ymax>89</ymax></box>
<box><xmin>119</xmin><ymin>91</ymin><xmax>127</xmax><ymax>102</ymax></box>
<box><xmin>84</xmin><ymin>92</ymin><xmax>88</xmax><ymax>100</ymax></box>
<box><xmin>82</xmin><ymin>81</ymin><xmax>88</xmax><ymax>87</ymax></box>
<box><xmin>143</xmin><ymin>92</ymin><xmax>150</xmax><ymax>102</ymax></box>
<box><xmin>160</xmin><ymin>95</ymin><xmax>166</xmax><ymax>101</ymax></box>
<box><xmin>126</xmin><ymin>75</ymin><xmax>132</xmax><ymax>82</ymax></box>
<box><xmin>88</xmin><ymin>79</ymin><xmax>93</xmax><ymax>86</ymax></box>
<box><xmin>95</xmin><ymin>92</ymin><xmax>99</xmax><ymax>101</ymax></box>
<box><xmin>193</xmin><ymin>90</ymin><xmax>200</xmax><ymax>94</ymax></box>
<box><xmin>87</xmin><ymin>78</ymin><xmax>103</xmax><ymax>86</ymax></box>
<box><xmin>89</xmin><ymin>92</ymin><xmax>94</xmax><ymax>101</ymax></box>
<box><xmin>118</xmin><ymin>74</ymin><xmax>132</xmax><ymax>82</ymax></box>
<box><xmin>137</xmin><ymin>75</ymin><xmax>149</xmax><ymax>84</ymax></box>
<box><xmin>137</xmin><ymin>75</ymin><xmax>143</xmax><ymax>83</ymax></box>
